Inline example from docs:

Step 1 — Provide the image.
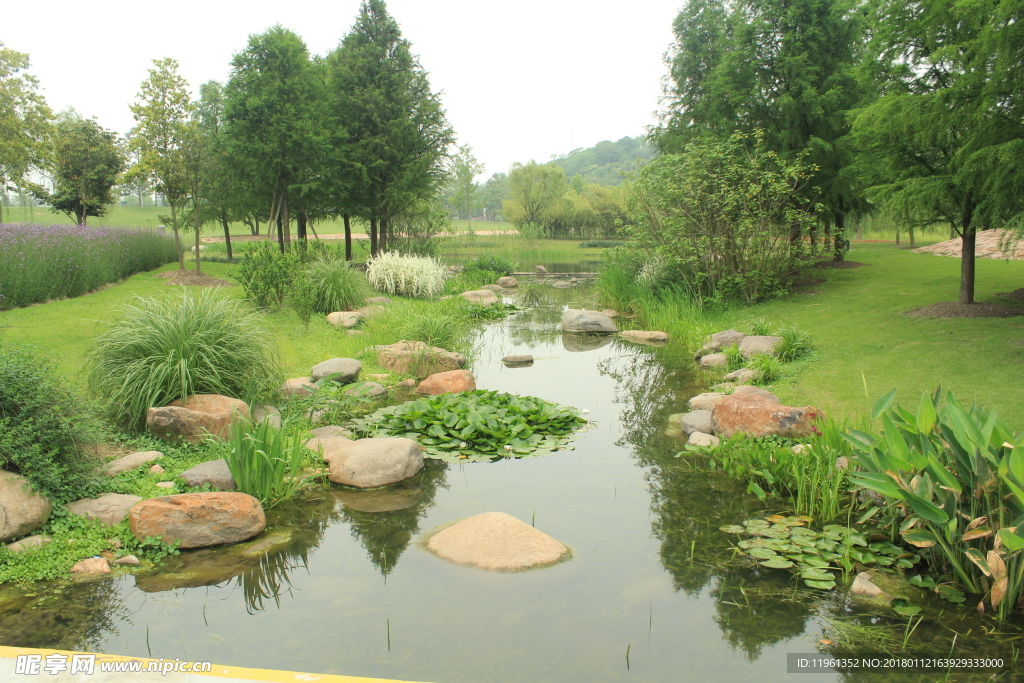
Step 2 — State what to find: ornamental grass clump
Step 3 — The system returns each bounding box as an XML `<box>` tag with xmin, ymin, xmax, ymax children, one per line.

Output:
<box><xmin>365</xmin><ymin>252</ymin><xmax>447</xmax><ymax>298</ymax></box>
<box><xmin>352</xmin><ymin>390</ymin><xmax>587</xmax><ymax>462</ymax></box>
<box><xmin>306</xmin><ymin>257</ymin><xmax>371</xmax><ymax>313</ymax></box>
<box><xmin>87</xmin><ymin>290</ymin><xmax>281</xmax><ymax>431</ymax></box>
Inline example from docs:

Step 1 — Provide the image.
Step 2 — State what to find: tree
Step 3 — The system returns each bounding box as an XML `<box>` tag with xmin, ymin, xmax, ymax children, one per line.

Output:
<box><xmin>128</xmin><ymin>58</ymin><xmax>195</xmax><ymax>270</ymax></box>
<box><xmin>224</xmin><ymin>26</ymin><xmax>325</xmax><ymax>253</ymax></box>
<box><xmin>853</xmin><ymin>0</ymin><xmax>1024</xmax><ymax>304</ymax></box>
<box><xmin>480</xmin><ymin>172</ymin><xmax>509</xmax><ymax>220</ymax></box>
<box><xmin>47</xmin><ymin>110</ymin><xmax>124</xmax><ymax>225</ymax></box>
<box><xmin>656</xmin><ymin>0</ymin><xmax>870</xmax><ymax>260</ymax></box>
<box><xmin>327</xmin><ymin>0</ymin><xmax>454</xmax><ymax>256</ymax></box>
<box><xmin>194</xmin><ymin>80</ymin><xmax>239</xmax><ymax>261</ymax></box>
<box><xmin>503</xmin><ymin>161</ymin><xmax>567</xmax><ymax>236</ymax></box>
<box><xmin>449</xmin><ymin>144</ymin><xmax>484</xmax><ymax>230</ymax></box>
<box><xmin>0</xmin><ymin>43</ymin><xmax>52</xmax><ymax>223</ymax></box>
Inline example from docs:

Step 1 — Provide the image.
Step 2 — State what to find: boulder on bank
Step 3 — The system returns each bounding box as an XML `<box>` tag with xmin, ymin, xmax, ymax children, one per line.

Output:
<box><xmin>180</xmin><ymin>459</ymin><xmax>236</xmax><ymax>491</ymax></box>
<box><xmin>699</xmin><ymin>353</ymin><xmax>727</xmax><ymax>369</ymax></box>
<box><xmin>253</xmin><ymin>403</ymin><xmax>281</xmax><ymax>428</ymax></box>
<box><xmin>0</xmin><ymin>471</ymin><xmax>52</xmax><ymax>543</ymax></box>
<box><xmin>281</xmin><ymin>377</ymin><xmax>316</xmax><ymax>397</ymax></box>
<box><xmin>308</xmin><ymin>437</ymin><xmax>424</xmax><ymax>488</ymax></box>
<box><xmin>102</xmin><ymin>450</ymin><xmax>162</xmax><ymax>476</ymax></box>
<box><xmin>687</xmin><ymin>432</ymin><xmax>720</xmax><ymax>448</ymax></box>
<box><xmin>326</xmin><ymin>311</ymin><xmax>363</xmax><ymax>329</ymax></box>
<box><xmin>666</xmin><ymin>411</ymin><xmax>713</xmax><ymax>437</ymax></box>
<box><xmin>496</xmin><ymin>276</ymin><xmax>518</xmax><ymax>288</ymax></box>
<box><xmin>724</xmin><ymin>368</ymin><xmax>758</xmax><ymax>384</ymax></box>
<box><xmin>711</xmin><ymin>392</ymin><xmax>821</xmax><ymax>438</ymax></box>
<box><xmin>128</xmin><ymin>492</ymin><xmax>266</xmax><ymax>549</ymax></box>
<box><xmin>376</xmin><ymin>340</ymin><xmax>466</xmax><ymax>378</ymax></box>
<box><xmin>688</xmin><ymin>392</ymin><xmax>727</xmax><ymax>411</ymax></box>
<box><xmin>6</xmin><ymin>534</ymin><xmax>50</xmax><ymax>552</ymax></box>
<box><xmin>66</xmin><ymin>493</ymin><xmax>143</xmax><ymax>526</ymax></box>
<box><xmin>459</xmin><ymin>290</ymin><xmax>499</xmax><ymax>306</ymax></box>
<box><xmin>620</xmin><ymin>330</ymin><xmax>670</xmax><ymax>342</ymax></box>
<box><xmin>481</xmin><ymin>284</ymin><xmax>503</xmax><ymax>292</ymax></box>
<box><xmin>310</xmin><ymin>425</ymin><xmax>354</xmax><ymax>439</ymax></box>
<box><xmin>343</xmin><ymin>381</ymin><xmax>387</xmax><ymax>399</ymax></box>
<box><xmin>561</xmin><ymin>309</ymin><xmax>618</xmax><ymax>334</ymax></box>
<box><xmin>147</xmin><ymin>394</ymin><xmax>250</xmax><ymax>443</ymax></box>
<box><xmin>695</xmin><ymin>329</ymin><xmax>746</xmax><ymax>358</ymax></box>
<box><xmin>424</xmin><ymin>512</ymin><xmax>571</xmax><ymax>573</ymax></box>
<box><xmin>416</xmin><ymin>370</ymin><xmax>476</xmax><ymax>395</ymax></box>
<box><xmin>365</xmin><ymin>296</ymin><xmax>392</xmax><ymax>306</ymax></box>
<box><xmin>733</xmin><ymin>385</ymin><xmax>780</xmax><ymax>402</ymax></box>
<box><xmin>311</xmin><ymin>358</ymin><xmax>361</xmax><ymax>384</ymax></box>
<box><xmin>739</xmin><ymin>335</ymin><xmax>783</xmax><ymax>358</ymax></box>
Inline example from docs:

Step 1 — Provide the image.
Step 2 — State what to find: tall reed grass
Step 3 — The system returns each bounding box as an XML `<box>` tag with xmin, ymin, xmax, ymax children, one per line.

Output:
<box><xmin>0</xmin><ymin>223</ymin><xmax>177</xmax><ymax>309</ymax></box>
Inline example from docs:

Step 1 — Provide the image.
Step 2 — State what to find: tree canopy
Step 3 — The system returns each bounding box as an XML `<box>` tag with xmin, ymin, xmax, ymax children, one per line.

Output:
<box><xmin>47</xmin><ymin>110</ymin><xmax>124</xmax><ymax>225</ymax></box>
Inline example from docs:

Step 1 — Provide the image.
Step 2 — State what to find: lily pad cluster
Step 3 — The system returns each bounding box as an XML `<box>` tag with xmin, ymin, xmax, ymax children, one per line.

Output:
<box><xmin>350</xmin><ymin>390</ymin><xmax>587</xmax><ymax>463</ymax></box>
<box><xmin>721</xmin><ymin>516</ymin><xmax>920</xmax><ymax>590</ymax></box>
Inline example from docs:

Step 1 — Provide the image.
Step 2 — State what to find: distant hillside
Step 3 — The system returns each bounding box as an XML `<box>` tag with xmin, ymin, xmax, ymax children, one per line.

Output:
<box><xmin>549</xmin><ymin>136</ymin><xmax>656</xmax><ymax>185</ymax></box>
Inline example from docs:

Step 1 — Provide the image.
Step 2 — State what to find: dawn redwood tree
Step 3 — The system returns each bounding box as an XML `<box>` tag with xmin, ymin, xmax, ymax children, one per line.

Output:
<box><xmin>853</xmin><ymin>0</ymin><xmax>1024</xmax><ymax>304</ymax></box>
<box><xmin>129</xmin><ymin>58</ymin><xmax>194</xmax><ymax>270</ymax></box>
<box><xmin>224</xmin><ymin>26</ymin><xmax>325</xmax><ymax>252</ymax></box>
<box><xmin>656</xmin><ymin>0</ymin><xmax>870</xmax><ymax>260</ymax></box>
<box><xmin>47</xmin><ymin>110</ymin><xmax>124</xmax><ymax>225</ymax></box>
<box><xmin>0</xmin><ymin>43</ymin><xmax>52</xmax><ymax>223</ymax></box>
<box><xmin>327</xmin><ymin>0</ymin><xmax>453</xmax><ymax>256</ymax></box>
<box><xmin>450</xmin><ymin>144</ymin><xmax>484</xmax><ymax>230</ymax></box>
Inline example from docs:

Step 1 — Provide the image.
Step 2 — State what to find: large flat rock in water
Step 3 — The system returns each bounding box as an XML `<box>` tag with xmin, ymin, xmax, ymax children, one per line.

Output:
<box><xmin>424</xmin><ymin>512</ymin><xmax>571</xmax><ymax>572</ymax></box>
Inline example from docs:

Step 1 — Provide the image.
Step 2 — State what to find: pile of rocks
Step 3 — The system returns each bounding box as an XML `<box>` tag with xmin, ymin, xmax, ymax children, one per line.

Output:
<box><xmin>326</xmin><ymin>296</ymin><xmax>392</xmax><ymax>329</ymax></box>
<box><xmin>694</xmin><ymin>328</ymin><xmax>783</xmax><ymax>385</ymax></box>
<box><xmin>667</xmin><ymin>385</ymin><xmax>822</xmax><ymax>447</ymax></box>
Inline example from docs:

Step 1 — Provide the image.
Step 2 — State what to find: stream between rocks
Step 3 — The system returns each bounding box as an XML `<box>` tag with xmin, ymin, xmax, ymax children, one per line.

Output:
<box><xmin>0</xmin><ymin>284</ymin><xmax>1017</xmax><ymax>682</ymax></box>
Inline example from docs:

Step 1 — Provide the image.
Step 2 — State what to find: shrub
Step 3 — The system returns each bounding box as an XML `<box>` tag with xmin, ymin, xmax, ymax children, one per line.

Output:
<box><xmin>365</xmin><ymin>252</ymin><xmax>447</xmax><ymax>298</ymax></box>
<box><xmin>0</xmin><ymin>344</ymin><xmax>104</xmax><ymax>501</ymax></box>
<box><xmin>87</xmin><ymin>291</ymin><xmax>282</xmax><ymax>431</ymax></box>
<box><xmin>579</xmin><ymin>240</ymin><xmax>626</xmax><ymax>248</ymax></box>
<box><xmin>305</xmin><ymin>257</ymin><xmax>371</xmax><ymax>313</ymax></box>
<box><xmin>236</xmin><ymin>241</ymin><xmax>297</xmax><ymax>309</ymax></box>
<box><xmin>217</xmin><ymin>418</ymin><xmax>319</xmax><ymax>508</ymax></box>
<box><xmin>0</xmin><ymin>224</ymin><xmax>177</xmax><ymax>310</ymax></box>
<box><xmin>463</xmin><ymin>254</ymin><xmax>517</xmax><ymax>275</ymax></box>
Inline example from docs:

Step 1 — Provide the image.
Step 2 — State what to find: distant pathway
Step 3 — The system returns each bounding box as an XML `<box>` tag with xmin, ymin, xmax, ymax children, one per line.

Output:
<box><xmin>201</xmin><ymin>229</ymin><xmax>519</xmax><ymax>244</ymax></box>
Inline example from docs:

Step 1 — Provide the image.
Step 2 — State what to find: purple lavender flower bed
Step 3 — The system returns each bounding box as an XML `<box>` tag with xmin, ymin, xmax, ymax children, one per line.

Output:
<box><xmin>0</xmin><ymin>224</ymin><xmax>177</xmax><ymax>309</ymax></box>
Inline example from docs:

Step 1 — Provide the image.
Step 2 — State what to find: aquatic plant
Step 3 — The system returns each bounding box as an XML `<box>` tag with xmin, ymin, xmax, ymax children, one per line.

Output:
<box><xmin>723</xmin><ymin>345</ymin><xmax>745</xmax><ymax>372</ymax></box>
<box><xmin>721</xmin><ymin>516</ymin><xmax>918</xmax><ymax>590</ymax></box>
<box><xmin>397</xmin><ymin>309</ymin><xmax>468</xmax><ymax>349</ymax></box>
<box><xmin>365</xmin><ymin>252</ymin><xmax>447</xmax><ymax>298</ymax></box>
<box><xmin>219</xmin><ymin>418</ymin><xmax>321</xmax><ymax>508</ymax></box>
<box><xmin>0</xmin><ymin>223</ymin><xmax>177</xmax><ymax>309</ymax></box>
<box><xmin>748</xmin><ymin>354</ymin><xmax>782</xmax><ymax>384</ymax></box>
<box><xmin>352</xmin><ymin>390</ymin><xmax>587</xmax><ymax>462</ymax></box>
<box><xmin>87</xmin><ymin>290</ymin><xmax>281</xmax><ymax>431</ymax></box>
<box><xmin>845</xmin><ymin>388</ymin><xmax>1024</xmax><ymax>618</ymax></box>
<box><xmin>463</xmin><ymin>254</ymin><xmax>517</xmax><ymax>275</ymax></box>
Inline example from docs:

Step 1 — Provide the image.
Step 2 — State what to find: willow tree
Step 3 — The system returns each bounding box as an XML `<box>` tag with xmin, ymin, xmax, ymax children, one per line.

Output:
<box><xmin>327</xmin><ymin>0</ymin><xmax>453</xmax><ymax>256</ymax></box>
<box><xmin>224</xmin><ymin>26</ymin><xmax>324</xmax><ymax>252</ymax></box>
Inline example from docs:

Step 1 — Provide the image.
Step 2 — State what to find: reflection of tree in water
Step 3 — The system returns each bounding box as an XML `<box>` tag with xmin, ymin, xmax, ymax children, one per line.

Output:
<box><xmin>0</xmin><ymin>577</ymin><xmax>130</xmax><ymax>651</ymax></box>
<box><xmin>500</xmin><ymin>305</ymin><xmax>562</xmax><ymax>347</ymax></box>
<box><xmin>339</xmin><ymin>460</ymin><xmax>448</xmax><ymax>577</ymax></box>
<box><xmin>599</xmin><ymin>340</ymin><xmax>818</xmax><ymax>659</ymax></box>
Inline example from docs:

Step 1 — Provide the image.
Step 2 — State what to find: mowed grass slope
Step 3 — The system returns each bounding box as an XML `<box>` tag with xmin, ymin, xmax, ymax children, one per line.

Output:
<box><xmin>719</xmin><ymin>243</ymin><xmax>1024</xmax><ymax>428</ymax></box>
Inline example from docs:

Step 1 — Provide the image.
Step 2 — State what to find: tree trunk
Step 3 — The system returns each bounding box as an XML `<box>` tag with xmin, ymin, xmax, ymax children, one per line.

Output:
<box><xmin>909</xmin><ymin>227</ymin><xmax>916</xmax><ymax>249</ymax></box>
<box><xmin>170</xmin><ymin>202</ymin><xmax>185</xmax><ymax>270</ymax></box>
<box><xmin>824</xmin><ymin>221</ymin><xmax>832</xmax><ymax>255</ymax></box>
<box><xmin>895</xmin><ymin>226</ymin><xmax>900</xmax><ymax>246</ymax></box>
<box><xmin>281</xmin><ymin>190</ymin><xmax>291</xmax><ymax>251</ymax></box>
<box><xmin>380</xmin><ymin>215</ymin><xmax>389</xmax><ymax>253</ymax></box>
<box><xmin>193</xmin><ymin>195</ymin><xmax>204</xmax><ymax>274</ymax></box>
<box><xmin>809</xmin><ymin>223</ymin><xmax>818</xmax><ymax>251</ymax></box>
<box><xmin>833</xmin><ymin>212</ymin><xmax>847</xmax><ymax>262</ymax></box>
<box><xmin>296</xmin><ymin>211</ymin><xmax>307</xmax><ymax>242</ymax></box>
<box><xmin>959</xmin><ymin>202</ymin><xmax>976</xmax><ymax>305</ymax></box>
<box><xmin>137</xmin><ymin>185</ymin><xmax>143</xmax><ymax>207</ymax></box>
<box><xmin>343</xmin><ymin>213</ymin><xmax>352</xmax><ymax>261</ymax></box>
<box><xmin>221</xmin><ymin>211</ymin><xmax>233</xmax><ymax>261</ymax></box>
<box><xmin>370</xmin><ymin>216</ymin><xmax>378</xmax><ymax>256</ymax></box>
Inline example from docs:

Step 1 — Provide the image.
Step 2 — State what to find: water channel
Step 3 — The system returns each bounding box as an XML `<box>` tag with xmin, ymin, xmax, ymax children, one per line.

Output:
<box><xmin>0</xmin><ymin>285</ymin><xmax>1019</xmax><ymax>682</ymax></box>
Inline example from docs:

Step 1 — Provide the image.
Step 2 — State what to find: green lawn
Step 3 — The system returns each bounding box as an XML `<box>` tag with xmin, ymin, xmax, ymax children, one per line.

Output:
<box><xmin>716</xmin><ymin>243</ymin><xmax>1024</xmax><ymax>429</ymax></box>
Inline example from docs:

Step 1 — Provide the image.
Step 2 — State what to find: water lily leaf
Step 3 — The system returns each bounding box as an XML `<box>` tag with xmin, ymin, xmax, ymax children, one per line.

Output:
<box><xmin>891</xmin><ymin>599</ymin><xmax>921</xmax><ymax>618</ymax></box>
<box><xmin>759</xmin><ymin>558</ymin><xmax>795</xmax><ymax>569</ymax></box>
<box><xmin>804</xmin><ymin>579</ymin><xmax>837</xmax><ymax>590</ymax></box>
<box><xmin>720</xmin><ymin>525</ymin><xmax>746</xmax><ymax>534</ymax></box>
<box><xmin>909</xmin><ymin>574</ymin><xmax>936</xmax><ymax>589</ymax></box>
<box><xmin>800</xmin><ymin>568</ymin><xmax>835</xmax><ymax>581</ymax></box>
<box><xmin>937</xmin><ymin>585</ymin><xmax>966</xmax><ymax>603</ymax></box>
<box><xmin>747</xmin><ymin>547</ymin><xmax>778</xmax><ymax>560</ymax></box>
<box><xmin>799</xmin><ymin>556</ymin><xmax>831</xmax><ymax>568</ymax></box>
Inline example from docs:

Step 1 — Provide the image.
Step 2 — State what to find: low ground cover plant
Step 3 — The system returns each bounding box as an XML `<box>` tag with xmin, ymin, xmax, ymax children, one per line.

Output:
<box><xmin>0</xmin><ymin>344</ymin><xmax>105</xmax><ymax>501</ymax></box>
<box><xmin>366</xmin><ymin>252</ymin><xmax>447</xmax><ymax>298</ymax></box>
<box><xmin>0</xmin><ymin>223</ymin><xmax>177</xmax><ymax>309</ymax></box>
<box><xmin>352</xmin><ymin>390</ymin><xmax>587</xmax><ymax>462</ymax></box>
<box><xmin>87</xmin><ymin>290</ymin><xmax>281</xmax><ymax>431</ymax></box>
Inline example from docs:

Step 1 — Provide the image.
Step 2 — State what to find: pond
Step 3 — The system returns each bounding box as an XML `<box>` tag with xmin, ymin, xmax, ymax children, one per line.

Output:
<box><xmin>0</xmin><ymin>285</ymin><xmax>1018</xmax><ymax>682</ymax></box>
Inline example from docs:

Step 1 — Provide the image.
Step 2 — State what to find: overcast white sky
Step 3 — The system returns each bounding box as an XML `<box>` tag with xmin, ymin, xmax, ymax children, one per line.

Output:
<box><xmin>4</xmin><ymin>0</ymin><xmax>679</xmax><ymax>177</ymax></box>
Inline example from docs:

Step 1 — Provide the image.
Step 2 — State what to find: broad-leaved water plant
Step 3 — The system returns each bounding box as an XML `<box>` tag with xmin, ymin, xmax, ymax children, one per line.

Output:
<box><xmin>352</xmin><ymin>390</ymin><xmax>587</xmax><ymax>462</ymax></box>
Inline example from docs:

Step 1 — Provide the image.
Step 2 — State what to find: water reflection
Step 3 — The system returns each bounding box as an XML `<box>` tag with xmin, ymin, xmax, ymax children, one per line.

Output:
<box><xmin>0</xmin><ymin>578</ymin><xmax>130</xmax><ymax>651</ymax></box>
<box><xmin>337</xmin><ymin>460</ymin><xmax>448</xmax><ymax>577</ymax></box>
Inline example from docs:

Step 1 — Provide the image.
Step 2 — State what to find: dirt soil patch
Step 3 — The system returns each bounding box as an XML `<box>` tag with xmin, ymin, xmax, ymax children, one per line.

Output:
<box><xmin>793</xmin><ymin>277</ymin><xmax>827</xmax><ymax>288</ymax></box>
<box><xmin>157</xmin><ymin>270</ymin><xmax>234</xmax><ymax>287</ymax></box>
<box><xmin>907</xmin><ymin>302</ymin><xmax>1024</xmax><ymax>318</ymax></box>
<box><xmin>814</xmin><ymin>260</ymin><xmax>866</xmax><ymax>269</ymax></box>
<box><xmin>997</xmin><ymin>288</ymin><xmax>1024</xmax><ymax>302</ymax></box>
